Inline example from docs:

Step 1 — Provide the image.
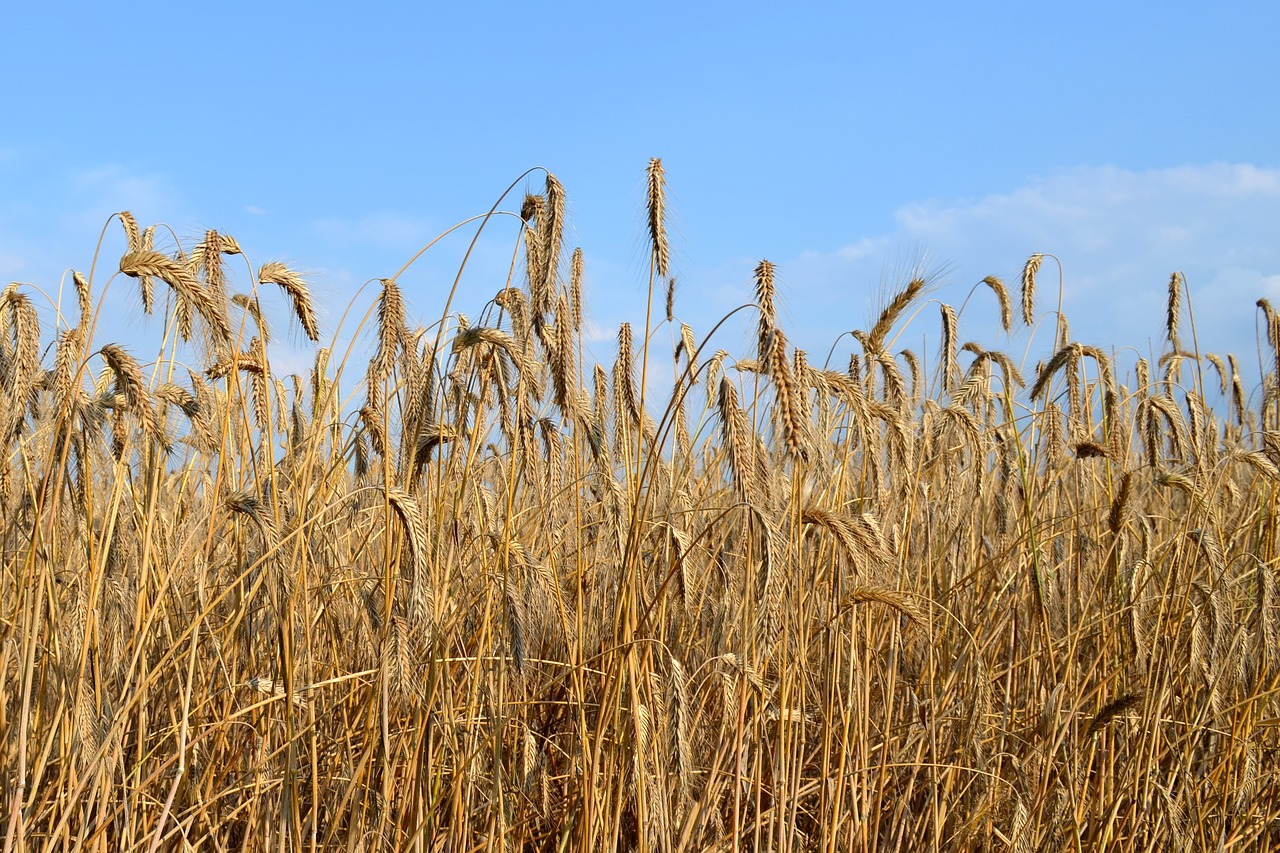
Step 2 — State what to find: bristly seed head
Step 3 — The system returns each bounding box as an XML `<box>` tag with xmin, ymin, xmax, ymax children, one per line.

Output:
<box><xmin>646</xmin><ymin>158</ymin><xmax>670</xmax><ymax>279</ymax></box>
<box><xmin>1021</xmin><ymin>253</ymin><xmax>1043</xmax><ymax>327</ymax></box>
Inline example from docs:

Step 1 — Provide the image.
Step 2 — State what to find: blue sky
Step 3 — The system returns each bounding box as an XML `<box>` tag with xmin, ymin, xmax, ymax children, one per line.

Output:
<box><xmin>4</xmin><ymin>2</ymin><xmax>1280</xmax><ymax>397</ymax></box>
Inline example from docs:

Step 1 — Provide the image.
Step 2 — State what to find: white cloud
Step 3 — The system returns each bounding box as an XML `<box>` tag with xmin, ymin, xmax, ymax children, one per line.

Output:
<box><xmin>313</xmin><ymin>211</ymin><xmax>438</xmax><ymax>251</ymax></box>
<box><xmin>61</xmin><ymin>166</ymin><xmax>173</xmax><ymax>232</ymax></box>
<box><xmin>765</xmin><ymin>163</ymin><xmax>1280</xmax><ymax>391</ymax></box>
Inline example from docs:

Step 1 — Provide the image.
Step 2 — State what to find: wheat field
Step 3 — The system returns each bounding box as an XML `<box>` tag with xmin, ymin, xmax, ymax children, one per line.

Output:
<box><xmin>2</xmin><ymin>161</ymin><xmax>1279</xmax><ymax>851</ymax></box>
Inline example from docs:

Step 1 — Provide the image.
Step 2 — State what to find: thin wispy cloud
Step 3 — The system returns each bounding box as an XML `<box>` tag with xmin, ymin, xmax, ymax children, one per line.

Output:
<box><xmin>757</xmin><ymin>164</ymin><xmax>1280</xmax><ymax>381</ymax></box>
<box><xmin>313</xmin><ymin>212</ymin><xmax>440</xmax><ymax>251</ymax></box>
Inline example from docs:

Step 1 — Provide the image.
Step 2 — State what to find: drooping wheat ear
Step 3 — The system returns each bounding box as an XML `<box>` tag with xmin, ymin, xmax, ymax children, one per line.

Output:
<box><xmin>666</xmin><ymin>655</ymin><xmax>693</xmax><ymax>804</ymax></box>
<box><xmin>611</xmin><ymin>371</ymin><xmax>633</xmax><ymax>462</ymax></box>
<box><xmin>71</xmin><ymin>668</ymin><xmax>102</xmax><ymax>772</ymax></box>
<box><xmin>616</xmin><ymin>322</ymin><xmax>639</xmax><ymax>426</ymax></box>
<box><xmin>1084</xmin><ymin>692</ymin><xmax>1142</xmax><ymax>738</ymax></box>
<box><xmin>838</xmin><ymin>586</ymin><xmax>926</xmax><ymax>626</ymax></box>
<box><xmin>1108</xmin><ymin>469</ymin><xmax>1133</xmax><ymax>535</ymax></box>
<box><xmin>900</xmin><ymin>347</ymin><xmax>921</xmax><ymax>410</ymax></box>
<box><xmin>1106</xmin><ymin>388</ymin><xmax>1126</xmax><ymax>463</ymax></box>
<box><xmin>1255</xmin><ymin>557</ymin><xmax>1277</xmax><ymax>668</ymax></box>
<box><xmin>537</xmin><ymin>416</ymin><xmax>565</xmax><ymax>498</ymax></box>
<box><xmin>875</xmin><ymin>352</ymin><xmax>907</xmax><ymax>410</ymax></box>
<box><xmin>174</xmin><ymin>290</ymin><xmax>194</xmax><ymax>342</ymax></box>
<box><xmin>768</xmin><ymin>328</ymin><xmax>805</xmax><ymax>459</ymax></box>
<box><xmin>1237</xmin><ymin>743</ymin><xmax>1261</xmax><ymax>815</ymax></box>
<box><xmin>519</xmin><ymin>193</ymin><xmax>543</xmax><ymax>223</ymax></box>
<box><xmin>793</xmin><ymin>347</ymin><xmax>811</xmax><ymax>391</ymax></box>
<box><xmin>383</xmin><ymin>615</ymin><xmax>419</xmax><ymax>706</ymax></box>
<box><xmin>1228</xmin><ymin>354</ymin><xmax>1246</xmax><ymax>426</ymax></box>
<box><xmin>646</xmin><ymin>158</ymin><xmax>670</xmax><ymax>279</ymax></box>
<box><xmin>802</xmin><ymin>507</ymin><xmax>875</xmax><ymax>577</ymax></box>
<box><xmin>1133</xmin><ymin>358</ymin><xmax>1151</xmax><ymax>405</ymax></box>
<box><xmin>306</xmin><ymin>347</ymin><xmax>331</xmax><ymax>424</ymax></box>
<box><xmin>1081</xmin><ymin>341</ymin><xmax>1116</xmax><ymax>400</ymax></box>
<box><xmin>717</xmin><ymin>375</ymin><xmax>757</xmax><ymax>500</ymax></box>
<box><xmin>940</xmin><ymin>304</ymin><xmax>958</xmax><ymax>394</ymax></box>
<box><xmin>754</xmin><ymin>259</ymin><xmax>776</xmax><ymax>364</ymax></box>
<box><xmin>155</xmin><ymin>382</ymin><xmax>200</xmax><ymax>435</ymax></box>
<box><xmin>351</xmin><ymin>428</ymin><xmax>369</xmax><ymax>480</ymax></box>
<box><xmin>128</xmin><ymin>227</ymin><xmax>156</xmax><ymax>313</ymax></box>
<box><xmin>970</xmin><ymin>348</ymin><xmax>1025</xmax><ymax>393</ymax></box>
<box><xmin>673</xmin><ymin>376</ymin><xmax>691</xmax><ymax>459</ymax></box>
<box><xmin>3</xmin><ymin>286</ymin><xmax>40</xmax><ymax>397</ymax></box>
<box><xmin>374</xmin><ymin>278</ymin><xmax>406</xmax><ymax>382</ymax></box>
<box><xmin>257</xmin><ymin>261</ymin><xmax>319</xmax><ymax>342</ymax></box>
<box><xmin>551</xmin><ymin>295</ymin><xmax>578</xmax><ymax>419</ymax></box>
<box><xmin>1179</xmin><ymin>391</ymin><xmax>1204</xmax><ymax>468</ymax></box>
<box><xmin>52</xmin><ymin>327</ymin><xmax>83</xmax><ymax>402</ymax></box>
<box><xmin>118</xmin><ymin>250</ymin><xmax>231</xmax><ymax>345</ymax></box>
<box><xmin>1138</xmin><ymin>398</ymin><xmax>1160</xmax><ymax>469</ymax></box>
<box><xmin>588</xmin><ymin>362</ymin><xmax>609</xmax><ymax>462</ymax></box>
<box><xmin>495</xmin><ymin>289</ymin><xmax>531</xmax><ymax>365</ymax></box>
<box><xmin>503</xmin><ymin>576</ymin><xmax>529</xmax><ymax>677</ymax></box>
<box><xmin>1259</xmin><ymin>299</ymin><xmax>1280</xmax><ymax>387</ymax></box>
<box><xmin>518</xmin><ymin>721</ymin><xmax>541</xmax><ymax>796</ymax></box>
<box><xmin>569</xmin><ymin>247</ymin><xmax>584</xmax><ymax>333</ymax></box>
<box><xmin>1149</xmin><ymin>393</ymin><xmax>1190</xmax><ymax>463</ymax></box>
<box><xmin>100</xmin><ymin>343</ymin><xmax>163</xmax><ymax>449</ymax></box>
<box><xmin>214</xmin><ymin>231</ymin><xmax>243</xmax><ymax>255</ymax></box>
<box><xmin>1228</xmin><ymin>448</ymin><xmax>1280</xmax><ymax>482</ymax></box>
<box><xmin>669</xmin><ymin>323</ymin><xmax>696</xmax><ymax>386</ymax></box>
<box><xmin>1030</xmin><ymin>342</ymin><xmax>1079</xmax><ymax>402</ymax></box>
<box><xmin>867</xmin><ymin>277</ymin><xmax>925</xmax><ymax>354</ymax></box>
<box><xmin>541</xmin><ymin>173</ymin><xmax>565</xmax><ymax>304</ymax></box>
<box><xmin>186</xmin><ymin>368</ymin><xmax>216</xmax><ymax>449</ymax></box>
<box><xmin>524</xmin><ymin>206</ymin><xmax>548</xmax><ymax>319</ymax></box>
<box><xmin>1203</xmin><ymin>352</ymin><xmax>1228</xmax><ymax>395</ymax></box>
<box><xmin>1042</xmin><ymin>401</ymin><xmax>1065</xmax><ymax>466</ymax></box>
<box><xmin>1167</xmin><ymin>272</ymin><xmax>1183</xmax><ymax>349</ymax></box>
<box><xmin>1054</xmin><ymin>312</ymin><xmax>1072</xmax><ymax>353</ymax></box>
<box><xmin>191</xmin><ymin>230</ymin><xmax>228</xmax><ymax>303</ymax></box>
<box><xmin>70</xmin><ymin>270</ymin><xmax>92</xmax><ymax>330</ymax></box>
<box><xmin>231</xmin><ymin>293</ymin><xmax>270</xmax><ymax>343</ymax></box>
<box><xmin>981</xmin><ymin>275</ymin><xmax>1013</xmax><ymax>333</ymax></box>
<box><xmin>224</xmin><ymin>489</ymin><xmax>282</xmax><ymax>553</ymax></box>
<box><xmin>383</xmin><ymin>486</ymin><xmax>432</xmax><ymax>626</ymax></box>
<box><xmin>118</xmin><ymin>211</ymin><xmax>141</xmax><ymax>252</ymax></box>
<box><xmin>360</xmin><ymin>402</ymin><xmax>387</xmax><ymax>460</ymax></box>
<box><xmin>452</xmin><ymin>326</ymin><xmax>526</xmax><ymax>375</ymax></box>
<box><xmin>247</xmin><ymin>336</ymin><xmax>270</xmax><ymax>434</ymax></box>
<box><xmin>1020</xmin><ymin>253</ymin><xmax>1043</xmax><ymax>326</ymax></box>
